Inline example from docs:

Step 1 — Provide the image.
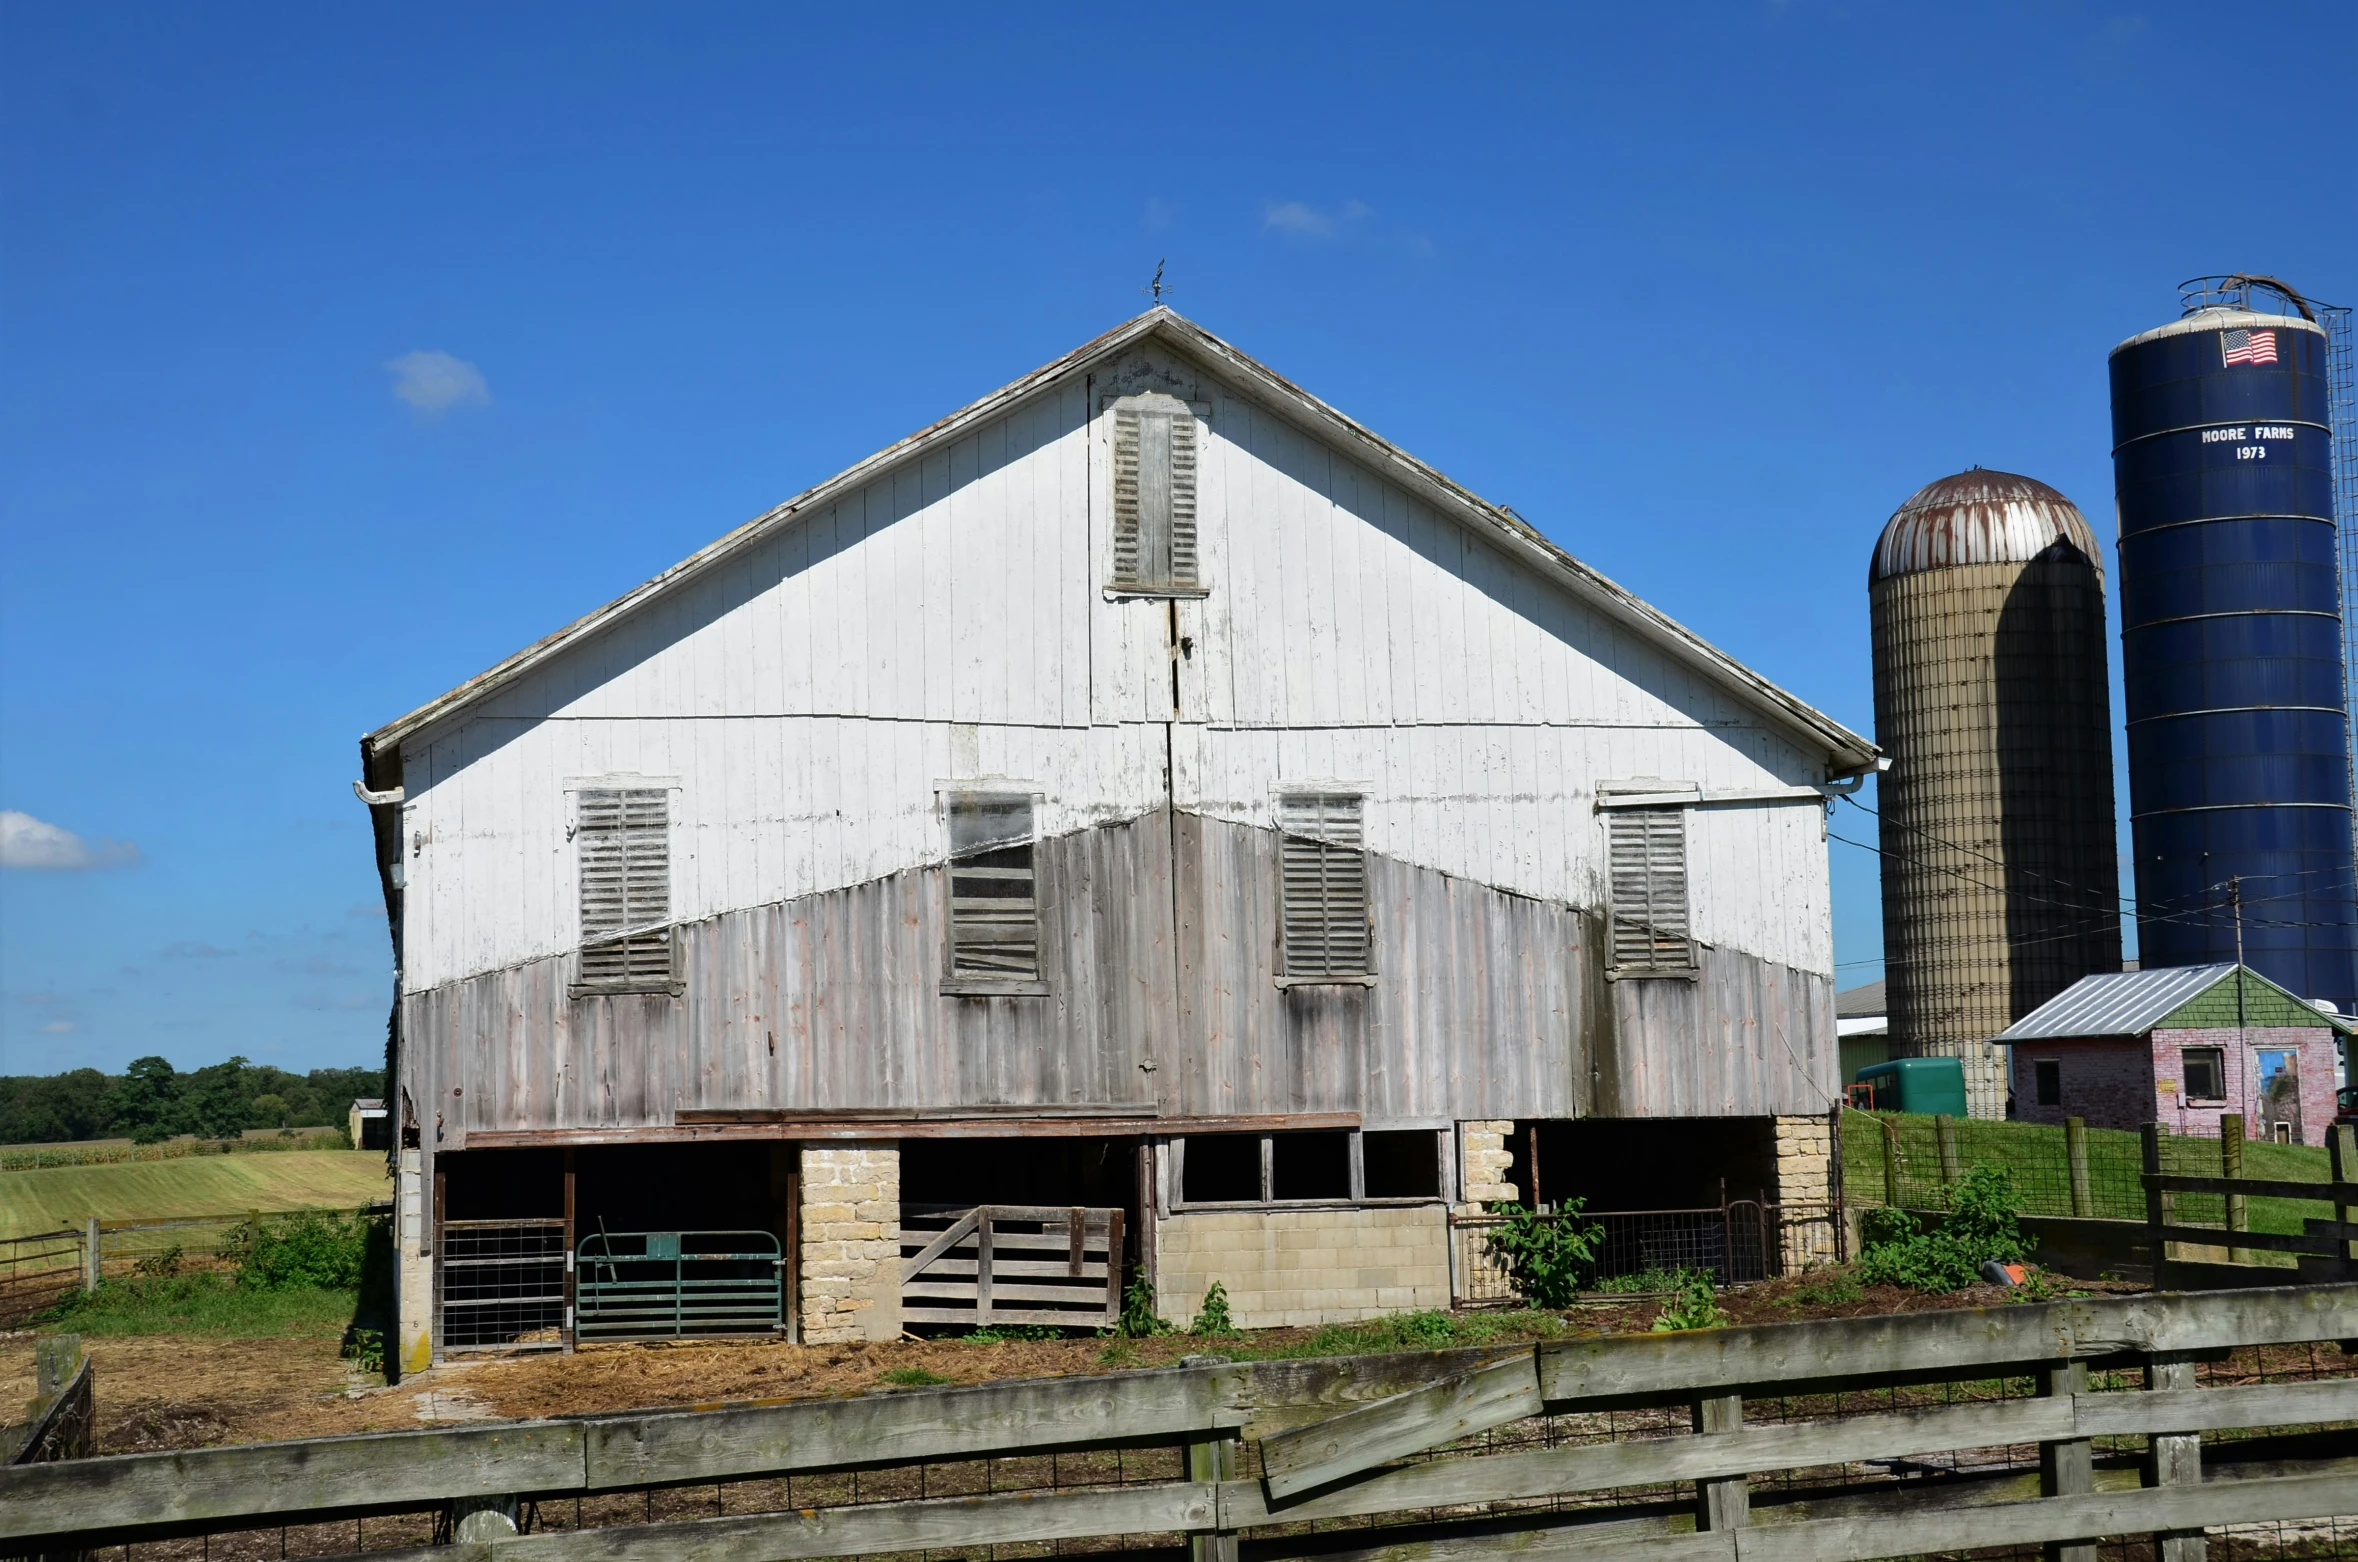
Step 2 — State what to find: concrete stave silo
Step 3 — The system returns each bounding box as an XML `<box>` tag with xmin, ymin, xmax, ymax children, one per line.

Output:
<box><xmin>1870</xmin><ymin>471</ymin><xmax>2124</xmax><ymax>1118</ymax></box>
<box><xmin>2111</xmin><ymin>289</ymin><xmax>2358</xmax><ymax>1011</ymax></box>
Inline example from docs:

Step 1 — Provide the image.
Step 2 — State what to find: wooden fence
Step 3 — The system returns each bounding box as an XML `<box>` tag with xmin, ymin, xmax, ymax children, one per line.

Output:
<box><xmin>899</xmin><ymin>1203</ymin><xmax>1124</xmax><ymax>1329</ymax></box>
<box><xmin>2145</xmin><ymin>1122</ymin><xmax>2358</xmax><ymax>1285</ymax></box>
<box><xmin>7</xmin><ymin>1283</ymin><xmax>2358</xmax><ymax>1560</ymax></box>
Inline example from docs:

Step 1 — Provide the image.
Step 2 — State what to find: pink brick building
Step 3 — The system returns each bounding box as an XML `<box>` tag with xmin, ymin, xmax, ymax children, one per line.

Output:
<box><xmin>1996</xmin><ymin>963</ymin><xmax>2348</xmax><ymax>1146</ymax></box>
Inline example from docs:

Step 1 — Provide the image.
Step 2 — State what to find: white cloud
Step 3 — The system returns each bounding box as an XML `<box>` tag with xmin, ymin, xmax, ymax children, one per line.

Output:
<box><xmin>163</xmin><ymin>941</ymin><xmax>237</xmax><ymax>959</ymax></box>
<box><xmin>1263</xmin><ymin>200</ymin><xmax>1336</xmax><ymax>238</ymax></box>
<box><xmin>0</xmin><ymin>810</ymin><xmax>139</xmax><ymax>870</ymax></box>
<box><xmin>386</xmin><ymin>350</ymin><xmax>492</xmax><ymax>419</ymax></box>
<box><xmin>38</xmin><ymin>1020</ymin><xmax>76</xmax><ymax>1034</ymax></box>
<box><xmin>1143</xmin><ymin>197</ymin><xmax>1177</xmax><ymax>234</ymax></box>
<box><xmin>1262</xmin><ymin>199</ymin><xmax>1379</xmax><ymax>242</ymax></box>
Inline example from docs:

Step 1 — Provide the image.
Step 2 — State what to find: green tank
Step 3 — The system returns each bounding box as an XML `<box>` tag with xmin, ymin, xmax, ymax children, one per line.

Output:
<box><xmin>1853</xmin><ymin>1056</ymin><xmax>1969</xmax><ymax>1116</ymax></box>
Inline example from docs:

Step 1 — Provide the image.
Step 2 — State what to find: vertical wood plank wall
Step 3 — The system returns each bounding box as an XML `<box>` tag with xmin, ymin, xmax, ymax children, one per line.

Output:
<box><xmin>392</xmin><ymin>340</ymin><xmax>1844</xmax><ymax>1144</ymax></box>
<box><xmin>406</xmin><ymin>813</ymin><xmax>1834</xmax><ymax>1142</ymax></box>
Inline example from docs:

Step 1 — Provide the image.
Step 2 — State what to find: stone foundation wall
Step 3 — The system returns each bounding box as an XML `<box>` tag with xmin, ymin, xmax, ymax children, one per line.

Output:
<box><xmin>1771</xmin><ymin>1114</ymin><xmax>1837</xmax><ymax>1270</ymax></box>
<box><xmin>799</xmin><ymin>1142</ymin><xmax>902</xmax><ymax>1343</ymax></box>
<box><xmin>1156</xmin><ymin>1205</ymin><xmax>1450</xmax><ymax>1329</ymax></box>
<box><xmin>1459</xmin><ymin>1120</ymin><xmax>1518</xmax><ymax>1205</ymax></box>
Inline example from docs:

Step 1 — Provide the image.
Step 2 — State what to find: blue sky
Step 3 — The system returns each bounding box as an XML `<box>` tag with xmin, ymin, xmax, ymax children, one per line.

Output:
<box><xmin>3</xmin><ymin>3</ymin><xmax>2352</xmax><ymax>1075</ymax></box>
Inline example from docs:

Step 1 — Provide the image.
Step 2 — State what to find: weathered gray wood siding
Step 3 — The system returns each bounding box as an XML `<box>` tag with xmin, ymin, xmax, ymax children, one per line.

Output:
<box><xmin>407</xmin><ymin>813</ymin><xmax>1831</xmax><ymax>1144</ymax></box>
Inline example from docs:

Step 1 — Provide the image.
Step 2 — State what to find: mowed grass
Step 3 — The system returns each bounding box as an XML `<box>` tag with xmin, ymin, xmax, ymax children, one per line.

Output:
<box><xmin>0</xmin><ymin>1151</ymin><xmax>390</xmax><ymax>1238</ymax></box>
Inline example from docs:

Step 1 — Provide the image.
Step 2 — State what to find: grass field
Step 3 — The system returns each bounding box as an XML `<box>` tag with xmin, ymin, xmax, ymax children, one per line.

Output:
<box><xmin>1842</xmin><ymin>1109</ymin><xmax>2337</xmax><ymax>1241</ymax></box>
<box><xmin>0</xmin><ymin>1150</ymin><xmax>390</xmax><ymax>1238</ymax></box>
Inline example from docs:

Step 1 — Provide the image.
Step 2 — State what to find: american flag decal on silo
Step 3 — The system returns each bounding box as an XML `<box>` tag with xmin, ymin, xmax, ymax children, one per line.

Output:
<box><xmin>2221</xmin><ymin>328</ymin><xmax>2279</xmax><ymax>365</ymax></box>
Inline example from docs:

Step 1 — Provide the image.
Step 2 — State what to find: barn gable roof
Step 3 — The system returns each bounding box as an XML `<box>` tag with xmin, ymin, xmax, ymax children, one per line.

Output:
<box><xmin>361</xmin><ymin>308</ymin><xmax>1878</xmax><ymax>774</ymax></box>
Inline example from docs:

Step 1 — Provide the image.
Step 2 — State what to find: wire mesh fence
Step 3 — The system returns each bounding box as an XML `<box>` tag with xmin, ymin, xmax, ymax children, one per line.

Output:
<box><xmin>1449</xmin><ymin>1201</ymin><xmax>1839</xmax><ymax>1303</ymax></box>
<box><xmin>1839</xmin><ymin>1108</ymin><xmax>2342</xmax><ymax>1244</ymax></box>
<box><xmin>438</xmin><ymin>1219</ymin><xmax>567</xmax><ymax>1351</ymax></box>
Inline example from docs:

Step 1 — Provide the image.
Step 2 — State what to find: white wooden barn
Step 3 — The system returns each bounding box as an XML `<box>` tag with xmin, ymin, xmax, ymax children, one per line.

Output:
<box><xmin>358</xmin><ymin>308</ymin><xmax>1877</xmax><ymax>1368</ymax></box>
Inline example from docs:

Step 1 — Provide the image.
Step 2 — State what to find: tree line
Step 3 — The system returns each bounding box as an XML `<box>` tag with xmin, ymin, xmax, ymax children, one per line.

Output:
<box><xmin>0</xmin><ymin>1056</ymin><xmax>385</xmax><ymax>1145</ymax></box>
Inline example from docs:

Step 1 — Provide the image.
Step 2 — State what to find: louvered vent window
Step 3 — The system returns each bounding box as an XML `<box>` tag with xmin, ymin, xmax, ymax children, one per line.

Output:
<box><xmin>576</xmin><ymin>789</ymin><xmax>675</xmax><ymax>993</ymax></box>
<box><xmin>948</xmin><ymin>793</ymin><xmax>1039</xmax><ymax>981</ymax></box>
<box><xmin>1110</xmin><ymin>393</ymin><xmax>1199</xmax><ymax>593</ymax></box>
<box><xmin>1608</xmin><ymin>807</ymin><xmax>1694</xmax><ymax>974</ymax></box>
<box><xmin>1279</xmin><ymin>793</ymin><xmax>1371</xmax><ymax>981</ymax></box>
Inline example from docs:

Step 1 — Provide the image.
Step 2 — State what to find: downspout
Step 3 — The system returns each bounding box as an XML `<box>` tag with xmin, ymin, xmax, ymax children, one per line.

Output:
<box><xmin>356</xmin><ymin>738</ymin><xmax>407</xmax><ymax>1164</ymax></box>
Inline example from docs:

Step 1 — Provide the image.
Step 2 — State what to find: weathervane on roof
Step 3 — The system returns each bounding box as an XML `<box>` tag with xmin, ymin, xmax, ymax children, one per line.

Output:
<box><xmin>1144</xmin><ymin>259</ymin><xmax>1166</xmax><ymax>304</ymax></box>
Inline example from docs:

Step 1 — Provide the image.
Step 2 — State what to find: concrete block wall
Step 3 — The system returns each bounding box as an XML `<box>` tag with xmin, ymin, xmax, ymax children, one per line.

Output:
<box><xmin>395</xmin><ymin>1147</ymin><xmax>432</xmax><ymax>1376</ymax></box>
<box><xmin>1156</xmin><ymin>1205</ymin><xmax>1450</xmax><ymax>1329</ymax></box>
<box><xmin>1771</xmin><ymin>1114</ymin><xmax>1837</xmax><ymax>1270</ymax></box>
<box><xmin>799</xmin><ymin>1142</ymin><xmax>902</xmax><ymax>1343</ymax></box>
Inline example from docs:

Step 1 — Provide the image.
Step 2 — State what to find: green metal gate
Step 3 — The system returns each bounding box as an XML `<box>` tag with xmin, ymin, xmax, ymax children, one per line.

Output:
<box><xmin>575</xmin><ymin>1230</ymin><xmax>785</xmax><ymax>1340</ymax></box>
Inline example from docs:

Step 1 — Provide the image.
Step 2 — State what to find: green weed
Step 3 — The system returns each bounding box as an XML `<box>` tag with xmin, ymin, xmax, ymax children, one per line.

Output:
<box><xmin>1189</xmin><ymin>1281</ymin><xmax>1236</xmax><ymax>1336</ymax></box>
<box><xmin>1483</xmin><ymin>1200</ymin><xmax>1606</xmax><ymax>1308</ymax></box>
<box><xmin>1591</xmin><ymin>1268</ymin><xmax>1685</xmax><ymax>1295</ymax></box>
<box><xmin>959</xmin><ymin>1324</ymin><xmax>1062</xmax><ymax>1342</ymax></box>
<box><xmin>879</xmin><ymin>1366</ymin><xmax>954</xmax><ymax>1387</ymax></box>
<box><xmin>1856</xmin><ymin>1162</ymin><xmax>2028</xmax><ymax>1293</ymax></box>
<box><xmin>1119</xmin><ymin>1269</ymin><xmax>1174</xmax><ymax>1337</ymax></box>
<box><xmin>1649</xmin><ymin>1271</ymin><xmax>1728</xmax><ymax>1332</ymax></box>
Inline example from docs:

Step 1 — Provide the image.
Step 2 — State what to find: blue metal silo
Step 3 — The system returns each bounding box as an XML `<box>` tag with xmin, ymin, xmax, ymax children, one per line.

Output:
<box><xmin>2111</xmin><ymin>277</ymin><xmax>2358</xmax><ymax>1011</ymax></box>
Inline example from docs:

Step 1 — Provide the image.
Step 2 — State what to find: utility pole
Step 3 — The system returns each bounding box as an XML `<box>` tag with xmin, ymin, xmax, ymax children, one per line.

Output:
<box><xmin>2230</xmin><ymin>876</ymin><xmax>2249</xmax><ymax>1129</ymax></box>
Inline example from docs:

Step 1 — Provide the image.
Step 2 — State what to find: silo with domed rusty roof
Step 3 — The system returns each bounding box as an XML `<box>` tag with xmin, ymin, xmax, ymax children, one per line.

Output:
<box><xmin>1870</xmin><ymin>469</ymin><xmax>2123</xmax><ymax>1118</ymax></box>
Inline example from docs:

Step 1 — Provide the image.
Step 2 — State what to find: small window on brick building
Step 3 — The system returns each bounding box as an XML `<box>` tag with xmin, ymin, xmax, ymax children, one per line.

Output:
<box><xmin>2033</xmin><ymin>1060</ymin><xmax>2061</xmax><ymax>1108</ymax></box>
<box><xmin>2183</xmin><ymin>1047</ymin><xmax>2225</xmax><ymax>1101</ymax></box>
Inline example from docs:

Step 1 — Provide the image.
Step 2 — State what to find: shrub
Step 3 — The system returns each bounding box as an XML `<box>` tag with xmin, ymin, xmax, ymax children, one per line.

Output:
<box><xmin>133</xmin><ymin>1245</ymin><xmax>185</xmax><ymax>1280</ymax></box>
<box><xmin>1648</xmin><ymin>1271</ymin><xmax>1728</xmax><ymax>1332</ymax></box>
<box><xmin>1190</xmin><ymin>1280</ymin><xmax>1235</xmax><ymax>1336</ymax></box>
<box><xmin>1483</xmin><ymin>1200</ymin><xmax>1606</xmax><ymax>1308</ymax></box>
<box><xmin>1855</xmin><ymin>1162</ymin><xmax>2028</xmax><ymax>1293</ymax></box>
<box><xmin>230</xmin><ymin>1208</ymin><xmax>372</xmax><ymax>1291</ymax></box>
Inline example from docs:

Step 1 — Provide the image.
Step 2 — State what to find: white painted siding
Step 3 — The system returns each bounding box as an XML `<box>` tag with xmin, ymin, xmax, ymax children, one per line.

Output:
<box><xmin>398</xmin><ymin>347</ymin><xmax>1837</xmax><ymax>993</ymax></box>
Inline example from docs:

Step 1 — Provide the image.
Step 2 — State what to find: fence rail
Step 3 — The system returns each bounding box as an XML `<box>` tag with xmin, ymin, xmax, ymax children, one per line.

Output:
<box><xmin>9</xmin><ymin>1283</ymin><xmax>2355</xmax><ymax>1560</ymax></box>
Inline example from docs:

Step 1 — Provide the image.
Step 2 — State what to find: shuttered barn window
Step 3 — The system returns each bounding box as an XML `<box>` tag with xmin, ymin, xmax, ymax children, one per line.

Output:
<box><xmin>1607</xmin><ymin>807</ymin><xmax>1694</xmax><ymax>974</ymax></box>
<box><xmin>1110</xmin><ymin>393</ymin><xmax>1199</xmax><ymax>592</ymax></box>
<box><xmin>576</xmin><ymin>789</ymin><xmax>675</xmax><ymax>993</ymax></box>
<box><xmin>947</xmin><ymin>793</ymin><xmax>1039</xmax><ymax>981</ymax></box>
<box><xmin>1279</xmin><ymin>793</ymin><xmax>1371</xmax><ymax>981</ymax></box>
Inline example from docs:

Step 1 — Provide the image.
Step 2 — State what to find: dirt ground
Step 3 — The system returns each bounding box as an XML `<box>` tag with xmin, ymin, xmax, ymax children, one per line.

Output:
<box><xmin>0</xmin><ymin>1274</ymin><xmax>2151</xmax><ymax>1455</ymax></box>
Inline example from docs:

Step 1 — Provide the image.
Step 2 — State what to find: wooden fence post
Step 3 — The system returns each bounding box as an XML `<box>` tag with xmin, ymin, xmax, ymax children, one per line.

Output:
<box><xmin>1933</xmin><ymin>1115</ymin><xmax>1960</xmax><ymax>1193</ymax></box>
<box><xmin>975</xmin><ymin>1209</ymin><xmax>995</xmax><ymax>1327</ymax></box>
<box><xmin>2039</xmin><ymin>1359</ymin><xmax>2093</xmax><ymax>1562</ymax></box>
<box><xmin>2221</xmin><ymin>1114</ymin><xmax>2248</xmax><ymax>1265</ymax></box>
<box><xmin>1880</xmin><ymin>1116</ymin><xmax>1902</xmax><ymax>1207</ymax></box>
<box><xmin>81</xmin><ymin>1217</ymin><xmax>99</xmax><ymax>1294</ymax></box>
<box><xmin>2143</xmin><ymin>1354</ymin><xmax>2205</xmax><ymax>1562</ymax></box>
<box><xmin>2331</xmin><ymin>1124</ymin><xmax>2357</xmax><ymax>1277</ymax></box>
<box><xmin>1692</xmin><ymin>1392</ymin><xmax>1748</xmax><ymax>1531</ymax></box>
<box><xmin>2064</xmin><ymin>1117</ymin><xmax>2092</xmax><ymax>1218</ymax></box>
<box><xmin>1187</xmin><ymin>1432</ymin><xmax>1239</xmax><ymax>1562</ymax></box>
<box><xmin>2141</xmin><ymin>1123</ymin><xmax>2169</xmax><ymax>1289</ymax></box>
